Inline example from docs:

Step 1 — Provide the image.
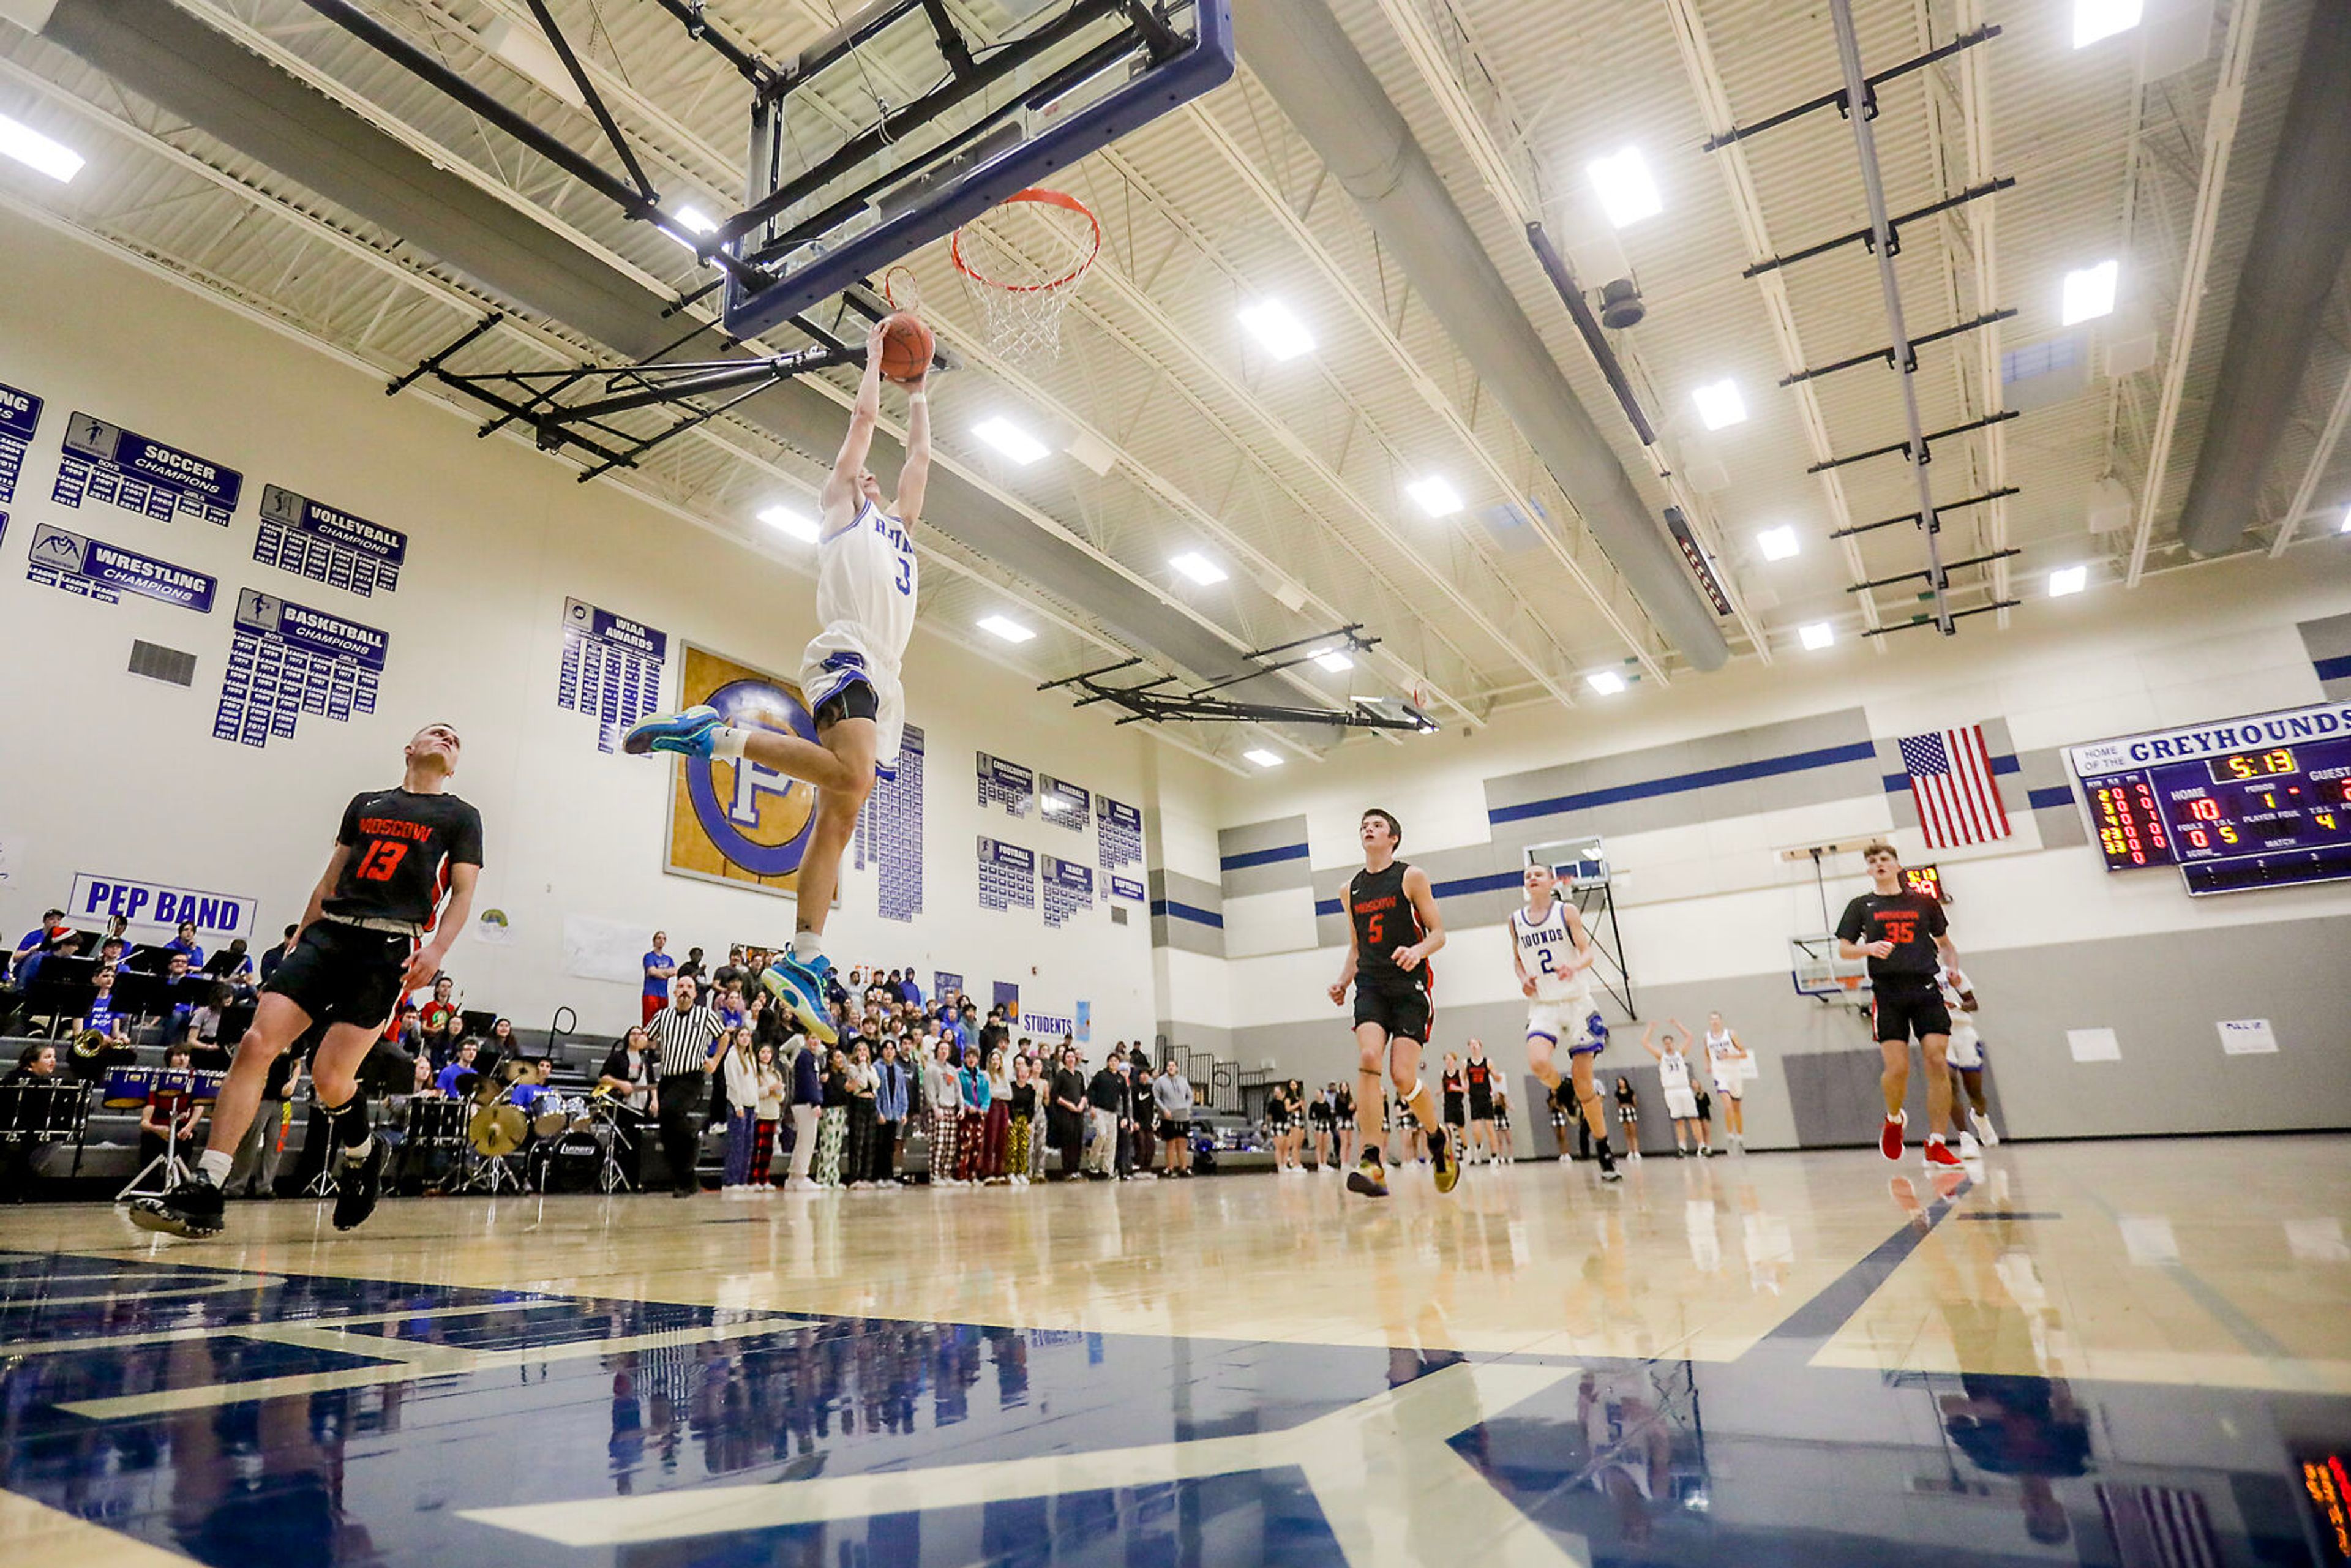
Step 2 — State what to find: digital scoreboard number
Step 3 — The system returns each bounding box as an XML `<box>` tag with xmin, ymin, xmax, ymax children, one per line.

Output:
<box><xmin>2067</xmin><ymin>703</ymin><xmax>2351</xmax><ymax>895</ymax></box>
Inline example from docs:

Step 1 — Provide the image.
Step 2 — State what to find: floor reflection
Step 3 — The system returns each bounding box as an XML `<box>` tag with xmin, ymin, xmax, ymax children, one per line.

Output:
<box><xmin>0</xmin><ymin>1223</ymin><xmax>2342</xmax><ymax>1566</ymax></box>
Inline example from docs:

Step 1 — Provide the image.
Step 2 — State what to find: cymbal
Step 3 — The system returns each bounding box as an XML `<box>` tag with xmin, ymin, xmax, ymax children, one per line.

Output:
<box><xmin>468</xmin><ymin>1102</ymin><xmax>527</xmax><ymax>1157</ymax></box>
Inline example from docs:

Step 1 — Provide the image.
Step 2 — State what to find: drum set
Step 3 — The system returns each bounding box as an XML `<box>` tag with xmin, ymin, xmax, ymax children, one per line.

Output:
<box><xmin>403</xmin><ymin>1058</ymin><xmax>636</xmax><ymax>1195</ymax></box>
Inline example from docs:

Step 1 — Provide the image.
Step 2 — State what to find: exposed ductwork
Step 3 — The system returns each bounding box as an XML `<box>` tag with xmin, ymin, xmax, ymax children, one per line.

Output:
<box><xmin>1232</xmin><ymin>0</ymin><xmax>1730</xmax><ymax>671</ymax></box>
<box><xmin>2173</xmin><ymin>0</ymin><xmax>2351</xmax><ymax>557</ymax></box>
<box><xmin>28</xmin><ymin>0</ymin><xmax>1325</xmax><ymax>708</ymax></box>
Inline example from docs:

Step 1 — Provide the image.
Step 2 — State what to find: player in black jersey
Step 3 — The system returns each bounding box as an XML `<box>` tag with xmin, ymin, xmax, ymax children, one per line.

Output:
<box><xmin>1328</xmin><ymin>808</ymin><xmax>1458</xmax><ymax>1198</ymax></box>
<box><xmin>1835</xmin><ymin>842</ymin><xmax>1964</xmax><ymax>1169</ymax></box>
<box><xmin>133</xmin><ymin>724</ymin><xmax>484</xmax><ymax>1239</ymax></box>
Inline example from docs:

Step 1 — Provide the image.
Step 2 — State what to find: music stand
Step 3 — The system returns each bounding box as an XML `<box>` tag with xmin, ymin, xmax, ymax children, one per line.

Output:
<box><xmin>114</xmin><ymin>1071</ymin><xmax>201</xmax><ymax>1202</ymax></box>
<box><xmin>20</xmin><ymin>956</ymin><xmax>97</xmax><ymax>1038</ymax></box>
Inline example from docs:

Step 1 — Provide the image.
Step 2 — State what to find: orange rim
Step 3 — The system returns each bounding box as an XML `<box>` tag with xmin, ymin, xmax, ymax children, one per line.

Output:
<box><xmin>951</xmin><ymin>187</ymin><xmax>1102</xmax><ymax>294</ymax></box>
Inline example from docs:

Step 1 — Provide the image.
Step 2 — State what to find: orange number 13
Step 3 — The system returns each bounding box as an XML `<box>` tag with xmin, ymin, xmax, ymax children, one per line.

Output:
<box><xmin>355</xmin><ymin>841</ymin><xmax>408</xmax><ymax>882</ymax></box>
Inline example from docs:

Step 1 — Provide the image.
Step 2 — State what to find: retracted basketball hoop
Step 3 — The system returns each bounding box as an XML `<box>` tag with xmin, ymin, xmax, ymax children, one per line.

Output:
<box><xmin>951</xmin><ymin>187</ymin><xmax>1101</xmax><ymax>362</ymax></box>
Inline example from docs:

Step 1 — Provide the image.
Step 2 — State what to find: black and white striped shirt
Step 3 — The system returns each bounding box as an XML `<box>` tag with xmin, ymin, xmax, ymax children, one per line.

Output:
<box><xmin>647</xmin><ymin>1003</ymin><xmax>724</xmax><ymax>1078</ymax></box>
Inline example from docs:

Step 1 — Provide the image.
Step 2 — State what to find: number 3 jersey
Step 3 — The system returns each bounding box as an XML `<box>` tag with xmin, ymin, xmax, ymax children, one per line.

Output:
<box><xmin>326</xmin><ymin>788</ymin><xmax>485</xmax><ymax>931</ymax></box>
<box><xmin>800</xmin><ymin>498</ymin><xmax>918</xmax><ymax>771</ymax></box>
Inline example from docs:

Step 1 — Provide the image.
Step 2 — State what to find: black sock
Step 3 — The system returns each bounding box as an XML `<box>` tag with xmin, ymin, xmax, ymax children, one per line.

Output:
<box><xmin>1360</xmin><ymin>1141</ymin><xmax>1381</xmax><ymax>1164</ymax></box>
<box><xmin>323</xmin><ymin>1090</ymin><xmax>371</xmax><ymax>1155</ymax></box>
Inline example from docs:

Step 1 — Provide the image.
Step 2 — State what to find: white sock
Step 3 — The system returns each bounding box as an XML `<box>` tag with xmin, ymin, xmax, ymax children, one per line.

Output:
<box><xmin>791</xmin><ymin>930</ymin><xmax>824</xmax><ymax>963</ymax></box>
<box><xmin>341</xmin><ymin>1133</ymin><xmax>375</xmax><ymax>1163</ymax></box>
<box><xmin>197</xmin><ymin>1150</ymin><xmax>233</xmax><ymax>1185</ymax></box>
<box><xmin>710</xmin><ymin>724</ymin><xmax>748</xmax><ymax>760</ymax></box>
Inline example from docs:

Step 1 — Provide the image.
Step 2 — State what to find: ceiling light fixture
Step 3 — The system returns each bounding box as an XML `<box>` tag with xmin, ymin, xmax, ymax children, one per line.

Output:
<box><xmin>757</xmin><ymin>505</ymin><xmax>819</xmax><ymax>542</ymax></box>
<box><xmin>1312</xmin><ymin>649</ymin><xmax>1354</xmax><ymax>673</ymax></box>
<box><xmin>1169</xmin><ymin>552</ymin><xmax>1228</xmax><ymax>585</ymax></box>
<box><xmin>478</xmin><ymin>17</ymin><xmax>590</xmax><ymax>111</ymax></box>
<box><xmin>1756</xmin><ymin>525</ymin><xmax>1801</xmax><ymax>561</ymax></box>
<box><xmin>2072</xmin><ymin>0</ymin><xmax>2143</xmax><ymax>48</ymax></box>
<box><xmin>2061</xmin><ymin>260</ymin><xmax>2118</xmax><ymax>325</ymax></box>
<box><xmin>978</xmin><ymin>615</ymin><xmax>1036</xmax><ymax>643</ymax></box>
<box><xmin>973</xmin><ymin>417</ymin><xmax>1050</xmax><ymax>465</ymax></box>
<box><xmin>1586</xmin><ymin>146</ymin><xmax>1662</xmax><ymax>229</ymax></box>
<box><xmin>1237</xmin><ymin>300</ymin><xmax>1316</xmax><ymax>361</ymax></box>
<box><xmin>2049</xmin><ymin>565</ymin><xmax>2089</xmax><ymax>597</ymax></box>
<box><xmin>1404</xmin><ymin>476</ymin><xmax>1464</xmax><ymax>517</ymax></box>
<box><xmin>1585</xmin><ymin>670</ymin><xmax>1627</xmax><ymax>696</ymax></box>
<box><xmin>0</xmin><ymin>112</ymin><xmax>84</xmax><ymax>184</ymax></box>
<box><xmin>1244</xmin><ymin>749</ymin><xmax>1284</xmax><ymax>768</ymax></box>
<box><xmin>1799</xmin><ymin>621</ymin><xmax>1835</xmax><ymax>651</ymax></box>
<box><xmin>1691</xmin><ymin>379</ymin><xmax>1747</xmax><ymax>431</ymax></box>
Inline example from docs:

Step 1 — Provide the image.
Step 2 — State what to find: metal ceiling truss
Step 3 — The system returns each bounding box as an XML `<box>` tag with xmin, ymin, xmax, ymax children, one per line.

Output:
<box><xmin>1044</xmin><ymin>626</ymin><xmax>1440</xmax><ymax>732</ymax></box>
<box><xmin>1695</xmin><ymin>4</ymin><xmax>2020</xmax><ymax>637</ymax></box>
<box><xmin>1365</xmin><ymin>0</ymin><xmax>1773</xmax><ymax>667</ymax></box>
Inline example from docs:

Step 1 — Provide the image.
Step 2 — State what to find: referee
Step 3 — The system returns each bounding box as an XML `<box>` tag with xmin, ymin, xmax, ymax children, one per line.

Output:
<box><xmin>647</xmin><ymin>976</ymin><xmax>723</xmax><ymax>1197</ymax></box>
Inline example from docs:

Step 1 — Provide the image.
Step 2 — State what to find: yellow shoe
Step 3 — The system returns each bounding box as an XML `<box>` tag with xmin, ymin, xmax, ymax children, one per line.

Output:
<box><xmin>1430</xmin><ymin>1127</ymin><xmax>1460</xmax><ymax>1195</ymax></box>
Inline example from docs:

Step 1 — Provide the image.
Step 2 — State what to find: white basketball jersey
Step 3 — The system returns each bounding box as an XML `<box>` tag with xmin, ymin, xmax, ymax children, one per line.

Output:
<box><xmin>1512</xmin><ymin>901</ymin><xmax>1588</xmax><ymax>1001</ymax></box>
<box><xmin>1657</xmin><ymin>1049</ymin><xmax>1691</xmax><ymax>1092</ymax></box>
<box><xmin>815</xmin><ymin>500</ymin><xmax>918</xmax><ymax>672</ymax></box>
<box><xmin>1705</xmin><ymin>1028</ymin><xmax>1739</xmax><ymax>1071</ymax></box>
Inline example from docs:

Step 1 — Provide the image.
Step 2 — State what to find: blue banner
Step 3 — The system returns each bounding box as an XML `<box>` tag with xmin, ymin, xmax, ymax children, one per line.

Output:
<box><xmin>1042</xmin><ymin>854</ymin><xmax>1095</xmax><ymax>929</ymax></box>
<box><xmin>1039</xmin><ymin>774</ymin><xmax>1090</xmax><ymax>831</ymax></box>
<box><xmin>26</xmin><ymin>523</ymin><xmax>217</xmax><ymax>611</ymax></box>
<box><xmin>558</xmin><ymin>597</ymin><xmax>669</xmax><ymax>753</ymax></box>
<box><xmin>1097</xmin><ymin>795</ymin><xmax>1143</xmax><ymax>869</ymax></box>
<box><xmin>215</xmin><ymin>588</ymin><xmax>386</xmax><ymax>749</ymax></box>
<box><xmin>977</xmin><ymin>752</ymin><xmax>1035</xmax><ymax>817</ymax></box>
<box><xmin>977</xmin><ymin>836</ymin><xmax>1036</xmax><ymax>911</ymax></box>
<box><xmin>0</xmin><ymin>378</ymin><xmax>39</xmax><ymax>505</ymax></box>
<box><xmin>1109</xmin><ymin>875</ymin><xmax>1146</xmax><ymax>902</ymax></box>
<box><xmin>255</xmin><ymin>483</ymin><xmax>408</xmax><ymax>596</ymax></box>
<box><xmin>55</xmin><ymin>411</ymin><xmax>242</xmax><ymax>525</ymax></box>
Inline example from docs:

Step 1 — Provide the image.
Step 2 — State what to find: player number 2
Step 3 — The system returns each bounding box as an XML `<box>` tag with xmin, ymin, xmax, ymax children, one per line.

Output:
<box><xmin>355</xmin><ymin>841</ymin><xmax>408</xmax><ymax>882</ymax></box>
<box><xmin>1537</xmin><ymin>947</ymin><xmax>1557</xmax><ymax>974</ymax></box>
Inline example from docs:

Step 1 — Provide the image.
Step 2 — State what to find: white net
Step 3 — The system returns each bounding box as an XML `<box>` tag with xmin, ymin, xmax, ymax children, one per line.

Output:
<box><xmin>951</xmin><ymin>189</ymin><xmax>1100</xmax><ymax>362</ymax></box>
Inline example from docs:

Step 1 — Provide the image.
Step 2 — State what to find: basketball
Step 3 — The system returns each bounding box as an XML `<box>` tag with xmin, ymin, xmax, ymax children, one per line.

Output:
<box><xmin>877</xmin><ymin>312</ymin><xmax>934</xmax><ymax>384</ymax></box>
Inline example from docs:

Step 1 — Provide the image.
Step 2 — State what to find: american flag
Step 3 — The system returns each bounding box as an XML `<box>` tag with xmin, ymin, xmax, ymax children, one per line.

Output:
<box><xmin>1897</xmin><ymin>726</ymin><xmax>2011</xmax><ymax>847</ymax></box>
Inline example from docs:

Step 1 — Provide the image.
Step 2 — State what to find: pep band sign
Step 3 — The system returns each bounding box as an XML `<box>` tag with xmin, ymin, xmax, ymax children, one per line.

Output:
<box><xmin>67</xmin><ymin>874</ymin><xmax>258</xmax><ymax>943</ymax></box>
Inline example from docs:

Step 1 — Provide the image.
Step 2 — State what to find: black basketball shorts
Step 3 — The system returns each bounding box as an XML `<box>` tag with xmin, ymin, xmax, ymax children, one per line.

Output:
<box><xmin>1870</xmin><ymin>977</ymin><xmax>1953</xmax><ymax>1046</ymax></box>
<box><xmin>1353</xmin><ymin>977</ymin><xmax>1433</xmax><ymax>1045</ymax></box>
<box><xmin>264</xmin><ymin>920</ymin><xmax>414</xmax><ymax>1030</ymax></box>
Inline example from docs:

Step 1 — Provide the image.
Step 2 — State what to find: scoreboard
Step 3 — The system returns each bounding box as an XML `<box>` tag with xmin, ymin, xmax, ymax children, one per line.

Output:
<box><xmin>2067</xmin><ymin>702</ymin><xmax>2351</xmax><ymax>895</ymax></box>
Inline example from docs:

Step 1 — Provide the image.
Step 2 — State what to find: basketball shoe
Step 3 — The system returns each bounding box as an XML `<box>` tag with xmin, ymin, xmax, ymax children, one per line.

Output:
<box><xmin>130</xmin><ymin>1174</ymin><xmax>225</xmax><ymax>1239</ymax></box>
<box><xmin>1921</xmin><ymin>1136</ymin><xmax>1964</xmax><ymax>1169</ymax></box>
<box><xmin>623</xmin><ymin>704</ymin><xmax>724</xmax><ymax>757</ymax></box>
<box><xmin>1346</xmin><ymin>1149</ymin><xmax>1389</xmax><ymax>1199</ymax></box>
<box><xmin>1879</xmin><ymin>1109</ymin><xmax>1907</xmax><ymax>1161</ymax></box>
<box><xmin>762</xmin><ymin>954</ymin><xmax>838</xmax><ymax>1046</ymax></box>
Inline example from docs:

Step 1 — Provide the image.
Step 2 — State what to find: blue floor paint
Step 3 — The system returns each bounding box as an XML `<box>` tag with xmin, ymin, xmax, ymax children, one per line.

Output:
<box><xmin>0</xmin><ymin>1247</ymin><xmax>2341</xmax><ymax>1566</ymax></box>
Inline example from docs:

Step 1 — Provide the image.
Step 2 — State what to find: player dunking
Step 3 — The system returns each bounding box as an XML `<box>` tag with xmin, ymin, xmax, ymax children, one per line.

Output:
<box><xmin>1837</xmin><ymin>842</ymin><xmax>1965</xmax><ymax>1168</ymax></box>
<box><xmin>1511</xmin><ymin>862</ymin><xmax>1619</xmax><ymax>1181</ymax></box>
<box><xmin>624</xmin><ymin>320</ymin><xmax>929</xmax><ymax>1046</ymax></box>
<box><xmin>133</xmin><ymin>724</ymin><xmax>483</xmax><ymax>1238</ymax></box>
<box><xmin>1329</xmin><ymin>808</ymin><xmax>1458</xmax><ymax>1198</ymax></box>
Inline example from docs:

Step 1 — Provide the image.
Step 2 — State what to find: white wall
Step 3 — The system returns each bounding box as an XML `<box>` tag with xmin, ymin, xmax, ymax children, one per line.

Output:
<box><xmin>1204</xmin><ymin>555</ymin><xmax>2351</xmax><ymax>1029</ymax></box>
<box><xmin>0</xmin><ymin>220</ymin><xmax>1163</xmax><ymax>1047</ymax></box>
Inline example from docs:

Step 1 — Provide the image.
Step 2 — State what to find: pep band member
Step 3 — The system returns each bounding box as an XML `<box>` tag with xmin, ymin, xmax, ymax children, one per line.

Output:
<box><xmin>133</xmin><ymin>724</ymin><xmax>482</xmax><ymax>1239</ymax></box>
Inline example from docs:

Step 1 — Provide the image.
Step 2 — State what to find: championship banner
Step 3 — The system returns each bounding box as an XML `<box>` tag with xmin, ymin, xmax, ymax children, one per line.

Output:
<box><xmin>1039</xmin><ymin>774</ymin><xmax>1090</xmax><ymax>831</ymax></box>
<box><xmin>0</xmin><ymin>378</ymin><xmax>41</xmax><ymax>503</ymax></box>
<box><xmin>1109</xmin><ymin>874</ymin><xmax>1146</xmax><ymax>902</ymax></box>
<box><xmin>1097</xmin><ymin>795</ymin><xmax>1142</xmax><ymax>868</ymax></box>
<box><xmin>256</xmin><ymin>483</ymin><xmax>408</xmax><ymax>597</ymax></box>
<box><xmin>559</xmin><ymin>598</ymin><xmax>669</xmax><ymax>754</ymax></box>
<box><xmin>977</xmin><ymin>752</ymin><xmax>1034</xmax><ymax>817</ymax></box>
<box><xmin>54</xmin><ymin>410</ymin><xmax>242</xmax><ymax>526</ymax></box>
<box><xmin>213</xmin><ymin>588</ymin><xmax>385</xmax><ymax>749</ymax></box>
<box><xmin>664</xmin><ymin>643</ymin><xmax>821</xmax><ymax>899</ymax></box>
<box><xmin>977</xmin><ymin>836</ymin><xmax>1035</xmax><ymax>910</ymax></box>
<box><xmin>26</xmin><ymin>523</ymin><xmax>216</xmax><ymax>611</ymax></box>
<box><xmin>854</xmin><ymin>722</ymin><xmax>925</xmax><ymax>923</ymax></box>
<box><xmin>1042</xmin><ymin>855</ymin><xmax>1094</xmax><ymax>928</ymax></box>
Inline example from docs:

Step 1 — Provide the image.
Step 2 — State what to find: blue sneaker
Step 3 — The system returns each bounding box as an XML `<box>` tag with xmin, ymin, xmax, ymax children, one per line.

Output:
<box><xmin>623</xmin><ymin>704</ymin><xmax>724</xmax><ymax>758</ymax></box>
<box><xmin>762</xmin><ymin>952</ymin><xmax>838</xmax><ymax>1045</ymax></box>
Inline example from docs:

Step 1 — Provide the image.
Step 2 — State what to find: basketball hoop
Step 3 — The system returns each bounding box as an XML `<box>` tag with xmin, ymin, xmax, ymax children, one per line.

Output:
<box><xmin>882</xmin><ymin>264</ymin><xmax>922</xmax><ymax>315</ymax></box>
<box><xmin>951</xmin><ymin>187</ymin><xmax>1100</xmax><ymax>362</ymax></box>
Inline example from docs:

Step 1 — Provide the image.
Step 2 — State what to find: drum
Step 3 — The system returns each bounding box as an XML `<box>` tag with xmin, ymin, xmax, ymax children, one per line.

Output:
<box><xmin>406</xmin><ymin>1097</ymin><xmax>470</xmax><ymax>1148</ymax></box>
<box><xmin>102</xmin><ymin>1065</ymin><xmax>160</xmax><ymax>1109</ymax></box>
<box><xmin>468</xmin><ymin>1098</ymin><xmax>528</xmax><ymax>1157</ymax></box>
<box><xmin>545</xmin><ymin>1130</ymin><xmax>602</xmax><ymax>1193</ymax></box>
<box><xmin>530</xmin><ymin>1096</ymin><xmax>571</xmax><ymax>1140</ymax></box>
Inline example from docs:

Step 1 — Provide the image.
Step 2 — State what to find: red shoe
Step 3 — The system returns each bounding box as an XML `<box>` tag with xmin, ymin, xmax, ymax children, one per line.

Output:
<box><xmin>1921</xmin><ymin>1137</ymin><xmax>1964</xmax><ymax>1169</ymax></box>
<box><xmin>1878</xmin><ymin>1111</ymin><xmax>1907</xmax><ymax>1161</ymax></box>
